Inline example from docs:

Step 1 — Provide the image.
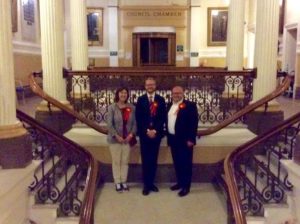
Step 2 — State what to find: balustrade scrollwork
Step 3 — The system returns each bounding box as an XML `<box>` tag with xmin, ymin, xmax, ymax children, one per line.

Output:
<box><xmin>17</xmin><ymin>110</ymin><xmax>88</xmax><ymax>217</ymax></box>
<box><xmin>234</xmin><ymin>118</ymin><xmax>300</xmax><ymax>217</ymax></box>
<box><xmin>65</xmin><ymin>68</ymin><xmax>256</xmax><ymax>126</ymax></box>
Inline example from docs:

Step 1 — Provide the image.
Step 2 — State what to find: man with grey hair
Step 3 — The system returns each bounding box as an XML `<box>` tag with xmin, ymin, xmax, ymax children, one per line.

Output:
<box><xmin>166</xmin><ymin>85</ymin><xmax>198</xmax><ymax>197</ymax></box>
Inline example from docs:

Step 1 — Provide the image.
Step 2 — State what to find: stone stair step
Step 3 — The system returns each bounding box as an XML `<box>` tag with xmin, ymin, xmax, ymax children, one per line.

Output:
<box><xmin>0</xmin><ymin>162</ymin><xmax>39</xmax><ymax>224</ymax></box>
<box><xmin>246</xmin><ymin>216</ymin><xmax>266</xmax><ymax>224</ymax></box>
<box><xmin>64</xmin><ymin>127</ymin><xmax>256</xmax><ymax>165</ymax></box>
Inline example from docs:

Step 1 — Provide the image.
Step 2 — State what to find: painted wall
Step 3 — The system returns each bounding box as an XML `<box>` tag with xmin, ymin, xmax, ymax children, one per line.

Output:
<box><xmin>120</xmin><ymin>0</ymin><xmax>188</xmax><ymax>6</ymax></box>
<box><xmin>285</xmin><ymin>0</ymin><xmax>300</xmax><ymax>26</ymax></box>
<box><xmin>12</xmin><ymin>0</ymin><xmax>42</xmax><ymax>85</ymax></box>
<box><xmin>79</xmin><ymin>0</ymin><xmax>250</xmax><ymax>67</ymax></box>
<box><xmin>283</xmin><ymin>0</ymin><xmax>300</xmax><ymax>97</ymax></box>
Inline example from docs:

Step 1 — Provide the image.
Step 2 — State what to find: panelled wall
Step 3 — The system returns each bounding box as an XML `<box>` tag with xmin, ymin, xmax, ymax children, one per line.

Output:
<box><xmin>283</xmin><ymin>0</ymin><xmax>300</xmax><ymax>98</ymax></box>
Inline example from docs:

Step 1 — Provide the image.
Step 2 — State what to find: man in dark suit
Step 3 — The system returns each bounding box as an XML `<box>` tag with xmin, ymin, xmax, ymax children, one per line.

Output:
<box><xmin>167</xmin><ymin>86</ymin><xmax>198</xmax><ymax>197</ymax></box>
<box><xmin>136</xmin><ymin>77</ymin><xmax>166</xmax><ymax>196</ymax></box>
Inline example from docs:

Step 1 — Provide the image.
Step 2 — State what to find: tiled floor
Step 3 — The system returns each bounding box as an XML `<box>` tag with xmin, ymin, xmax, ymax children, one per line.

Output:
<box><xmin>94</xmin><ymin>183</ymin><xmax>227</xmax><ymax>224</ymax></box>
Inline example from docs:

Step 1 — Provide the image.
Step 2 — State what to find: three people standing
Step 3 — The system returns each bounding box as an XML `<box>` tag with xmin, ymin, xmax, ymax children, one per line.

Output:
<box><xmin>107</xmin><ymin>80</ymin><xmax>198</xmax><ymax>197</ymax></box>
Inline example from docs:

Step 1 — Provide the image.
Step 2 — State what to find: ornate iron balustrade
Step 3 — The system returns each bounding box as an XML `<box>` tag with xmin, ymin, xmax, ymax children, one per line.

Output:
<box><xmin>65</xmin><ymin>68</ymin><xmax>256</xmax><ymax>126</ymax></box>
<box><xmin>17</xmin><ymin>110</ymin><xmax>98</xmax><ymax>222</ymax></box>
<box><xmin>225</xmin><ymin>111</ymin><xmax>300</xmax><ymax>222</ymax></box>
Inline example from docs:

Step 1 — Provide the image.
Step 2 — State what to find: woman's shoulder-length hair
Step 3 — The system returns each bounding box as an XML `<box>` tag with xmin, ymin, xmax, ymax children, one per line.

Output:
<box><xmin>114</xmin><ymin>87</ymin><xmax>130</xmax><ymax>103</ymax></box>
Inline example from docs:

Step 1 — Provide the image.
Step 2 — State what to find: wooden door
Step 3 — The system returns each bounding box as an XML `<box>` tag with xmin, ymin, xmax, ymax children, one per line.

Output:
<box><xmin>132</xmin><ymin>32</ymin><xmax>176</xmax><ymax>66</ymax></box>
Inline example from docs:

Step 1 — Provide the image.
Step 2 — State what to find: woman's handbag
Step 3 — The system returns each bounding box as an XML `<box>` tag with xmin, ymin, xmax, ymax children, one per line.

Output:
<box><xmin>129</xmin><ymin>135</ymin><xmax>137</xmax><ymax>147</ymax></box>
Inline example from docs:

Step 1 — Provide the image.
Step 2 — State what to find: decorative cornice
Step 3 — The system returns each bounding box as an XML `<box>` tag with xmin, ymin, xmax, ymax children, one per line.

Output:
<box><xmin>12</xmin><ymin>41</ymin><xmax>41</xmax><ymax>55</ymax></box>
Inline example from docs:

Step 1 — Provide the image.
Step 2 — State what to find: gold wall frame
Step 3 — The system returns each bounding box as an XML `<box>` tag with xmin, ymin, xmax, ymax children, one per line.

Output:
<box><xmin>279</xmin><ymin>0</ymin><xmax>285</xmax><ymax>34</ymax></box>
<box><xmin>207</xmin><ymin>7</ymin><xmax>228</xmax><ymax>46</ymax></box>
<box><xmin>11</xmin><ymin>0</ymin><xmax>18</xmax><ymax>32</ymax></box>
<box><xmin>87</xmin><ymin>7</ymin><xmax>103</xmax><ymax>46</ymax></box>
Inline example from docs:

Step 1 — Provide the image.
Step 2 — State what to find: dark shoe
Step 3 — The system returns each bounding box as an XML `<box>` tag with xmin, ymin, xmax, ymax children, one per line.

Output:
<box><xmin>178</xmin><ymin>188</ymin><xmax>190</xmax><ymax>197</ymax></box>
<box><xmin>150</xmin><ymin>185</ymin><xmax>159</xmax><ymax>192</ymax></box>
<box><xmin>142</xmin><ymin>188</ymin><xmax>150</xmax><ymax>196</ymax></box>
<box><xmin>121</xmin><ymin>183</ymin><xmax>129</xmax><ymax>191</ymax></box>
<box><xmin>170</xmin><ymin>184</ymin><xmax>181</xmax><ymax>191</ymax></box>
<box><xmin>115</xmin><ymin>183</ymin><xmax>123</xmax><ymax>193</ymax></box>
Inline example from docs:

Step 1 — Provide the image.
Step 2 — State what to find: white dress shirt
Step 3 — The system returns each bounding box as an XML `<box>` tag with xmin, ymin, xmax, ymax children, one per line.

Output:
<box><xmin>147</xmin><ymin>93</ymin><xmax>155</xmax><ymax>102</ymax></box>
<box><xmin>168</xmin><ymin>99</ymin><xmax>183</xmax><ymax>135</ymax></box>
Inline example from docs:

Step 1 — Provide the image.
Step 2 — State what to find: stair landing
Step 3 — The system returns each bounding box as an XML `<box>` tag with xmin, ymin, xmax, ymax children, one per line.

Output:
<box><xmin>64</xmin><ymin>127</ymin><xmax>256</xmax><ymax>165</ymax></box>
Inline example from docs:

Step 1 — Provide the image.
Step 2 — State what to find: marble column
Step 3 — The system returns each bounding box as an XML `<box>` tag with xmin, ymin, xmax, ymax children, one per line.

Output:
<box><xmin>253</xmin><ymin>0</ymin><xmax>279</xmax><ymax>101</ymax></box>
<box><xmin>108</xmin><ymin>0</ymin><xmax>119</xmax><ymax>66</ymax></box>
<box><xmin>294</xmin><ymin>22</ymin><xmax>300</xmax><ymax>99</ymax></box>
<box><xmin>226</xmin><ymin>0</ymin><xmax>245</xmax><ymax>70</ymax></box>
<box><xmin>36</xmin><ymin>0</ymin><xmax>73</xmax><ymax>134</ymax></box>
<box><xmin>222</xmin><ymin>0</ymin><xmax>245</xmax><ymax>106</ymax></box>
<box><xmin>70</xmin><ymin>0</ymin><xmax>88</xmax><ymax>70</ymax></box>
<box><xmin>247</xmin><ymin>0</ymin><xmax>283</xmax><ymax>135</ymax></box>
<box><xmin>246</xmin><ymin>0</ymin><xmax>257</xmax><ymax>68</ymax></box>
<box><xmin>70</xmin><ymin>0</ymin><xmax>90</xmax><ymax>96</ymax></box>
<box><xmin>190</xmin><ymin>0</ymin><xmax>201</xmax><ymax>67</ymax></box>
<box><xmin>39</xmin><ymin>0</ymin><xmax>66</xmax><ymax>101</ymax></box>
<box><xmin>294</xmin><ymin>52</ymin><xmax>300</xmax><ymax>99</ymax></box>
<box><xmin>0</xmin><ymin>0</ymin><xmax>31</xmax><ymax>168</ymax></box>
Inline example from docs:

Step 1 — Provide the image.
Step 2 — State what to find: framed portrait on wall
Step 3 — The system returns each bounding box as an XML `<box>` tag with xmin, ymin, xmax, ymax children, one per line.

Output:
<box><xmin>21</xmin><ymin>0</ymin><xmax>36</xmax><ymax>42</ymax></box>
<box><xmin>207</xmin><ymin>7</ymin><xmax>228</xmax><ymax>46</ymax></box>
<box><xmin>11</xmin><ymin>0</ymin><xmax>18</xmax><ymax>32</ymax></box>
<box><xmin>87</xmin><ymin>8</ymin><xmax>103</xmax><ymax>46</ymax></box>
<box><xmin>279</xmin><ymin>0</ymin><xmax>285</xmax><ymax>34</ymax></box>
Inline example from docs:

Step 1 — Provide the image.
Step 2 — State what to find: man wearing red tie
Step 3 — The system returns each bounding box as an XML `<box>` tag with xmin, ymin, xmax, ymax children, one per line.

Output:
<box><xmin>167</xmin><ymin>86</ymin><xmax>198</xmax><ymax>197</ymax></box>
<box><xmin>136</xmin><ymin>77</ymin><xmax>166</xmax><ymax>196</ymax></box>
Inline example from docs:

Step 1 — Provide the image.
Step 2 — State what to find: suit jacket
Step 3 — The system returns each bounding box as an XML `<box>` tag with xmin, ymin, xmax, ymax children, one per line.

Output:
<box><xmin>107</xmin><ymin>103</ymin><xmax>137</xmax><ymax>144</ymax></box>
<box><xmin>166</xmin><ymin>100</ymin><xmax>198</xmax><ymax>145</ymax></box>
<box><xmin>135</xmin><ymin>93</ymin><xmax>166</xmax><ymax>139</ymax></box>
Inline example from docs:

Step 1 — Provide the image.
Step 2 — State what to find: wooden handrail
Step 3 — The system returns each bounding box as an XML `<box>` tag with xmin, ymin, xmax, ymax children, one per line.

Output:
<box><xmin>66</xmin><ymin>66</ymin><xmax>256</xmax><ymax>77</ymax></box>
<box><xmin>29</xmin><ymin>72</ymin><xmax>105</xmax><ymax>223</ymax></box>
<box><xmin>223</xmin><ymin>77</ymin><xmax>294</xmax><ymax>224</ymax></box>
<box><xmin>16</xmin><ymin>109</ymin><xmax>98</xmax><ymax>224</ymax></box>
<box><xmin>29</xmin><ymin>72</ymin><xmax>108</xmax><ymax>135</ymax></box>
<box><xmin>224</xmin><ymin>111</ymin><xmax>300</xmax><ymax>224</ymax></box>
<box><xmin>198</xmin><ymin>76</ymin><xmax>291</xmax><ymax>136</ymax></box>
